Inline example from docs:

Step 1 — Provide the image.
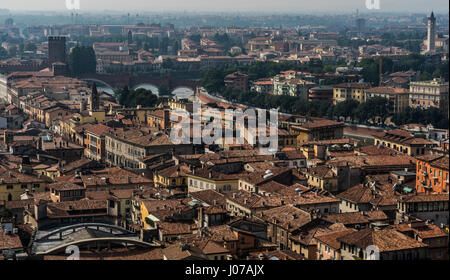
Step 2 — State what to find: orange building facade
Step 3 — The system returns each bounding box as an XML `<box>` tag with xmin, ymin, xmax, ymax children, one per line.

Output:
<box><xmin>416</xmin><ymin>154</ymin><xmax>449</xmax><ymax>194</ymax></box>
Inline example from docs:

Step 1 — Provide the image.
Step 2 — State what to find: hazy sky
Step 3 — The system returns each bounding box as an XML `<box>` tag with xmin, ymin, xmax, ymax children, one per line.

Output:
<box><xmin>1</xmin><ymin>0</ymin><xmax>448</xmax><ymax>13</ymax></box>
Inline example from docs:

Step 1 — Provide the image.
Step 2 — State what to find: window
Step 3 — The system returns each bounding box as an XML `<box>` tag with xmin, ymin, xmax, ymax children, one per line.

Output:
<box><xmin>6</xmin><ymin>185</ymin><xmax>13</xmax><ymax>190</ymax></box>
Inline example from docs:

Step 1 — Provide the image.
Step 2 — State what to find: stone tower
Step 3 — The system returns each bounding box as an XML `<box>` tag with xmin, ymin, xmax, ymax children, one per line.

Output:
<box><xmin>128</xmin><ymin>30</ymin><xmax>133</xmax><ymax>45</ymax></box>
<box><xmin>48</xmin><ymin>36</ymin><xmax>66</xmax><ymax>65</ymax></box>
<box><xmin>90</xmin><ymin>83</ymin><xmax>100</xmax><ymax>112</ymax></box>
<box><xmin>427</xmin><ymin>12</ymin><xmax>436</xmax><ymax>52</ymax></box>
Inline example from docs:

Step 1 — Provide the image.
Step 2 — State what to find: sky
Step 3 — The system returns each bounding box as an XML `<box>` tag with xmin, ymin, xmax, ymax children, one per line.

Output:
<box><xmin>1</xmin><ymin>0</ymin><xmax>448</xmax><ymax>13</ymax></box>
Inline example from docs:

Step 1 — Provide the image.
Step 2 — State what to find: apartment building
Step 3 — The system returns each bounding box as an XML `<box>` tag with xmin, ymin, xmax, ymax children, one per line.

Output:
<box><xmin>364</xmin><ymin>87</ymin><xmax>409</xmax><ymax>114</ymax></box>
<box><xmin>333</xmin><ymin>83</ymin><xmax>371</xmax><ymax>105</ymax></box>
<box><xmin>415</xmin><ymin>154</ymin><xmax>449</xmax><ymax>194</ymax></box>
<box><xmin>224</xmin><ymin>72</ymin><xmax>249</xmax><ymax>92</ymax></box>
<box><xmin>409</xmin><ymin>78</ymin><xmax>449</xmax><ymax>116</ymax></box>
<box><xmin>105</xmin><ymin>128</ymin><xmax>193</xmax><ymax>170</ymax></box>
<box><xmin>373</xmin><ymin>129</ymin><xmax>436</xmax><ymax>156</ymax></box>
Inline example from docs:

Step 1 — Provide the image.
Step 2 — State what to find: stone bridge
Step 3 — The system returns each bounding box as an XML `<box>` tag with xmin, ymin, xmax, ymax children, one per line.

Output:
<box><xmin>77</xmin><ymin>73</ymin><xmax>201</xmax><ymax>91</ymax></box>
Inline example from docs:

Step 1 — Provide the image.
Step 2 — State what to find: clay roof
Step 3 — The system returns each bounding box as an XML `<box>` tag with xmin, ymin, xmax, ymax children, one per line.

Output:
<box><xmin>306</xmin><ymin>165</ymin><xmax>336</xmax><ymax>179</ymax></box>
<box><xmin>365</xmin><ymin>87</ymin><xmax>409</xmax><ymax>94</ymax></box>
<box><xmin>337</xmin><ymin>228</ymin><xmax>427</xmax><ymax>252</ymax></box>
<box><xmin>323</xmin><ymin>211</ymin><xmax>388</xmax><ymax>225</ymax></box>
<box><xmin>189</xmin><ymin>190</ymin><xmax>226</xmax><ymax>207</ymax></box>
<box><xmin>416</xmin><ymin>154</ymin><xmax>449</xmax><ymax>171</ymax></box>
<box><xmin>49</xmin><ymin>181</ymin><xmax>86</xmax><ymax>191</ymax></box>
<box><xmin>399</xmin><ymin>193</ymin><xmax>449</xmax><ymax>203</ymax></box>
<box><xmin>0</xmin><ymin>229</ymin><xmax>23</xmax><ymax>251</ymax></box>
<box><xmin>315</xmin><ymin>228</ymin><xmax>358</xmax><ymax>249</ymax></box>
<box><xmin>259</xmin><ymin>205</ymin><xmax>312</xmax><ymax>232</ymax></box>
<box><xmin>158</xmin><ymin>222</ymin><xmax>195</xmax><ymax>236</ymax></box>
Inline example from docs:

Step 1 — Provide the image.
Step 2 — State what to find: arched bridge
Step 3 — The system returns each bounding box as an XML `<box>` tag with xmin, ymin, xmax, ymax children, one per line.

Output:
<box><xmin>35</xmin><ymin>237</ymin><xmax>159</xmax><ymax>255</ymax></box>
<box><xmin>34</xmin><ymin>223</ymin><xmax>137</xmax><ymax>242</ymax></box>
<box><xmin>77</xmin><ymin>73</ymin><xmax>201</xmax><ymax>91</ymax></box>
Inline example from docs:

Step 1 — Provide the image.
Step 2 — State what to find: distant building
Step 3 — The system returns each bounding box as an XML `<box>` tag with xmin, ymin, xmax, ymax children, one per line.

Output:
<box><xmin>308</xmin><ymin>86</ymin><xmax>333</xmax><ymax>102</ymax></box>
<box><xmin>426</xmin><ymin>12</ymin><xmax>436</xmax><ymax>52</ymax></box>
<box><xmin>273</xmin><ymin>71</ymin><xmax>315</xmax><ymax>99</ymax></box>
<box><xmin>224</xmin><ymin>72</ymin><xmax>248</xmax><ymax>92</ymax></box>
<box><xmin>332</xmin><ymin>83</ymin><xmax>371</xmax><ymax>105</ymax></box>
<box><xmin>415</xmin><ymin>154</ymin><xmax>449</xmax><ymax>194</ymax></box>
<box><xmin>47</xmin><ymin>36</ymin><xmax>66</xmax><ymax>65</ymax></box>
<box><xmin>409</xmin><ymin>78</ymin><xmax>449</xmax><ymax>117</ymax></box>
<box><xmin>355</xmin><ymin>18</ymin><xmax>366</xmax><ymax>36</ymax></box>
<box><xmin>364</xmin><ymin>87</ymin><xmax>409</xmax><ymax>114</ymax></box>
<box><xmin>373</xmin><ymin>129</ymin><xmax>436</xmax><ymax>156</ymax></box>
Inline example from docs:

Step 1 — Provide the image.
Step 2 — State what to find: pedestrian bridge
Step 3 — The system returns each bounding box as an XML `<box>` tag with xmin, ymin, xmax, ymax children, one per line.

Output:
<box><xmin>35</xmin><ymin>237</ymin><xmax>158</xmax><ymax>255</ymax></box>
<box><xmin>34</xmin><ymin>223</ymin><xmax>136</xmax><ymax>242</ymax></box>
<box><xmin>31</xmin><ymin>223</ymin><xmax>157</xmax><ymax>255</ymax></box>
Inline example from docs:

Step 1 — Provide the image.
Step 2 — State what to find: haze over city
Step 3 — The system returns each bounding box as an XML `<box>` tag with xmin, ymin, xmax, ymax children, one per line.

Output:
<box><xmin>1</xmin><ymin>0</ymin><xmax>449</xmax><ymax>13</ymax></box>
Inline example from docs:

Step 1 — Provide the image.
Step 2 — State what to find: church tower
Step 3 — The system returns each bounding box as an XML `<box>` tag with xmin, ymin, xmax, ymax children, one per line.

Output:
<box><xmin>427</xmin><ymin>12</ymin><xmax>436</xmax><ymax>52</ymax></box>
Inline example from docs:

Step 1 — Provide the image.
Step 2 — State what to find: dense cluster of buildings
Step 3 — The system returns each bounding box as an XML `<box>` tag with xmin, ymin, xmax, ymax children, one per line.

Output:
<box><xmin>0</xmin><ymin>12</ymin><xmax>449</xmax><ymax>261</ymax></box>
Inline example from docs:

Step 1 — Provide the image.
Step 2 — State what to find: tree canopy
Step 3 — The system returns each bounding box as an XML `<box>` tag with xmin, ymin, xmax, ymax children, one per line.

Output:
<box><xmin>115</xmin><ymin>87</ymin><xmax>160</xmax><ymax>108</ymax></box>
<box><xmin>69</xmin><ymin>46</ymin><xmax>96</xmax><ymax>75</ymax></box>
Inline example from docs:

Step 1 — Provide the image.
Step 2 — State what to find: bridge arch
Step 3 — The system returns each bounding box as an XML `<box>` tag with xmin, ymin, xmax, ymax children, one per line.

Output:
<box><xmin>80</xmin><ymin>78</ymin><xmax>115</xmax><ymax>91</ymax></box>
<box><xmin>36</xmin><ymin>237</ymin><xmax>158</xmax><ymax>255</ymax></box>
<box><xmin>35</xmin><ymin>223</ymin><xmax>136</xmax><ymax>242</ymax></box>
<box><xmin>131</xmin><ymin>83</ymin><xmax>160</xmax><ymax>94</ymax></box>
<box><xmin>171</xmin><ymin>86</ymin><xmax>195</xmax><ymax>98</ymax></box>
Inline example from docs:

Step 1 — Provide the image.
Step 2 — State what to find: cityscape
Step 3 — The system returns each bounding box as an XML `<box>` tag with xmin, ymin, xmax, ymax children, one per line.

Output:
<box><xmin>0</xmin><ymin>0</ymin><xmax>449</xmax><ymax>262</ymax></box>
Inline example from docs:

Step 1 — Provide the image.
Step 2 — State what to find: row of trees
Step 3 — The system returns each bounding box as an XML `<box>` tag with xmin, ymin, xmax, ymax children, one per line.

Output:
<box><xmin>201</xmin><ymin>61</ymin><xmax>347</xmax><ymax>94</ymax></box>
<box><xmin>357</xmin><ymin>54</ymin><xmax>449</xmax><ymax>85</ymax></box>
<box><xmin>209</xmin><ymin>82</ymin><xmax>448</xmax><ymax>129</ymax></box>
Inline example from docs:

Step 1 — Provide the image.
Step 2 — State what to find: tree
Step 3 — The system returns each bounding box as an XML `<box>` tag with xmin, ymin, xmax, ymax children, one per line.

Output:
<box><xmin>0</xmin><ymin>47</ymin><xmax>8</xmax><ymax>59</ymax></box>
<box><xmin>355</xmin><ymin>97</ymin><xmax>391</xmax><ymax>124</ymax></box>
<box><xmin>115</xmin><ymin>87</ymin><xmax>159</xmax><ymax>108</ymax></box>
<box><xmin>392</xmin><ymin>107</ymin><xmax>449</xmax><ymax>129</ymax></box>
<box><xmin>202</xmin><ymin>68</ymin><xmax>225</xmax><ymax>93</ymax></box>
<box><xmin>333</xmin><ymin>100</ymin><xmax>359</xmax><ymax>120</ymax></box>
<box><xmin>158</xmin><ymin>85</ymin><xmax>173</xmax><ymax>97</ymax></box>
<box><xmin>419</xmin><ymin>72</ymin><xmax>432</xmax><ymax>81</ymax></box>
<box><xmin>116</xmin><ymin>86</ymin><xmax>130</xmax><ymax>106</ymax></box>
<box><xmin>172</xmin><ymin>40</ymin><xmax>179</xmax><ymax>55</ymax></box>
<box><xmin>69</xmin><ymin>46</ymin><xmax>96</xmax><ymax>75</ymax></box>
<box><xmin>7</xmin><ymin>46</ymin><xmax>17</xmax><ymax>57</ymax></box>
<box><xmin>358</xmin><ymin>57</ymin><xmax>393</xmax><ymax>85</ymax></box>
<box><xmin>23</xmin><ymin>42</ymin><xmax>37</xmax><ymax>52</ymax></box>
